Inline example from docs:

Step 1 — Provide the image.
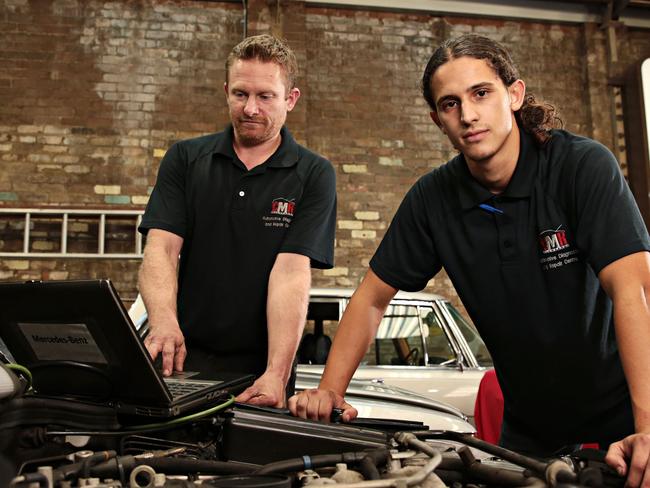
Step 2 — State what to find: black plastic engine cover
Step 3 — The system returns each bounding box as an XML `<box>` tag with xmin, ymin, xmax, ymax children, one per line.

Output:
<box><xmin>221</xmin><ymin>407</ymin><xmax>390</xmax><ymax>464</ymax></box>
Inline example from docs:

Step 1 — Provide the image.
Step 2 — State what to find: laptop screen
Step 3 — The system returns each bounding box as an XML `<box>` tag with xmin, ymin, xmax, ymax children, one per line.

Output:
<box><xmin>0</xmin><ymin>279</ymin><xmax>173</xmax><ymax>405</ymax></box>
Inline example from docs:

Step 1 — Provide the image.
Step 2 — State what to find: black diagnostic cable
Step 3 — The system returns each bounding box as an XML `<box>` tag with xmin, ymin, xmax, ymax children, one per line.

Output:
<box><xmin>45</xmin><ymin>395</ymin><xmax>236</xmax><ymax>436</ymax></box>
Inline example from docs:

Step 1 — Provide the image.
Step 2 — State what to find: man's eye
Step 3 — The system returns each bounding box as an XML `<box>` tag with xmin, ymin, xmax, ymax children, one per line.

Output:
<box><xmin>260</xmin><ymin>94</ymin><xmax>274</xmax><ymax>101</ymax></box>
<box><xmin>442</xmin><ymin>101</ymin><xmax>457</xmax><ymax>111</ymax></box>
<box><xmin>476</xmin><ymin>89</ymin><xmax>488</xmax><ymax>97</ymax></box>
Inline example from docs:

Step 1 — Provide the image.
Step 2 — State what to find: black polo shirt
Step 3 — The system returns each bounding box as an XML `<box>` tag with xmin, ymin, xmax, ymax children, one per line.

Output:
<box><xmin>139</xmin><ymin>126</ymin><xmax>336</xmax><ymax>369</ymax></box>
<box><xmin>371</xmin><ymin>128</ymin><xmax>650</xmax><ymax>446</ymax></box>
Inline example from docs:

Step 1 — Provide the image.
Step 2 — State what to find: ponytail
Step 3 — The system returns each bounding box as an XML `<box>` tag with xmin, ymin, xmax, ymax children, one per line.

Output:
<box><xmin>516</xmin><ymin>94</ymin><xmax>563</xmax><ymax>145</ymax></box>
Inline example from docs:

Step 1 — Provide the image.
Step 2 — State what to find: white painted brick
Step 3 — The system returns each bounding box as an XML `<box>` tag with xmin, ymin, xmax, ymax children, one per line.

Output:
<box><xmin>17</xmin><ymin>125</ymin><xmax>40</xmax><ymax>134</ymax></box>
<box><xmin>132</xmin><ymin>195</ymin><xmax>149</xmax><ymax>205</ymax></box>
<box><xmin>323</xmin><ymin>267</ymin><xmax>349</xmax><ymax>277</ymax></box>
<box><xmin>351</xmin><ymin>230</ymin><xmax>376</xmax><ymax>239</ymax></box>
<box><xmin>5</xmin><ymin>260</ymin><xmax>29</xmax><ymax>270</ymax></box>
<box><xmin>342</xmin><ymin>164</ymin><xmax>367</xmax><ymax>174</ymax></box>
<box><xmin>32</xmin><ymin>241</ymin><xmax>55</xmax><ymax>251</ymax></box>
<box><xmin>338</xmin><ymin>220</ymin><xmax>363</xmax><ymax>230</ymax></box>
<box><xmin>64</xmin><ymin>165</ymin><xmax>90</xmax><ymax>174</ymax></box>
<box><xmin>48</xmin><ymin>271</ymin><xmax>70</xmax><ymax>280</ymax></box>
<box><xmin>379</xmin><ymin>157</ymin><xmax>403</xmax><ymax>166</ymax></box>
<box><xmin>355</xmin><ymin>211</ymin><xmax>379</xmax><ymax>221</ymax></box>
<box><xmin>94</xmin><ymin>185</ymin><xmax>121</xmax><ymax>195</ymax></box>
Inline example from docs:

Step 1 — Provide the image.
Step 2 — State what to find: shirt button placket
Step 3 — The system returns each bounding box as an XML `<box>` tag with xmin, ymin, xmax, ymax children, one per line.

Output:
<box><xmin>493</xmin><ymin>200</ymin><xmax>516</xmax><ymax>261</ymax></box>
<box><xmin>232</xmin><ymin>175</ymin><xmax>248</xmax><ymax>210</ymax></box>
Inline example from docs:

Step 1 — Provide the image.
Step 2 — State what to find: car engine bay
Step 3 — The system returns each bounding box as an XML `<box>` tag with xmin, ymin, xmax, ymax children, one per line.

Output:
<box><xmin>1</xmin><ymin>393</ymin><xmax>625</xmax><ymax>488</ymax></box>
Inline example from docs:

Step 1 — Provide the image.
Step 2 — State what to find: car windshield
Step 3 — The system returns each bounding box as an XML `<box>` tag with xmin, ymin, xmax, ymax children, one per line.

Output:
<box><xmin>371</xmin><ymin>304</ymin><xmax>423</xmax><ymax>366</ymax></box>
<box><xmin>444</xmin><ymin>302</ymin><xmax>493</xmax><ymax>367</ymax></box>
<box><xmin>368</xmin><ymin>304</ymin><xmax>457</xmax><ymax>367</ymax></box>
<box><xmin>421</xmin><ymin>307</ymin><xmax>457</xmax><ymax>366</ymax></box>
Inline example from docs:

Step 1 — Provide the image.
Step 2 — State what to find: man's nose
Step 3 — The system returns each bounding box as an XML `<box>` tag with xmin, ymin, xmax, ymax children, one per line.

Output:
<box><xmin>460</xmin><ymin>103</ymin><xmax>479</xmax><ymax>125</ymax></box>
<box><xmin>243</xmin><ymin>96</ymin><xmax>259</xmax><ymax>116</ymax></box>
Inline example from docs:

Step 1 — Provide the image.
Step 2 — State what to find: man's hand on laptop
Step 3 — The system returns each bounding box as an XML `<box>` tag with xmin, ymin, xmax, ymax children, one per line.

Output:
<box><xmin>235</xmin><ymin>372</ymin><xmax>285</xmax><ymax>408</ymax></box>
<box><xmin>144</xmin><ymin>321</ymin><xmax>186</xmax><ymax>377</ymax></box>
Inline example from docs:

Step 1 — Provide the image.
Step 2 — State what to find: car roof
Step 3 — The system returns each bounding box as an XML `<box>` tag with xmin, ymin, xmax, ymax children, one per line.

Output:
<box><xmin>310</xmin><ymin>287</ymin><xmax>446</xmax><ymax>302</ymax></box>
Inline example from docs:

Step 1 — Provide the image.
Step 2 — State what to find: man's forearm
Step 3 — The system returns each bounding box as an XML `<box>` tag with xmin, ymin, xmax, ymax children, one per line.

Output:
<box><xmin>138</xmin><ymin>230</ymin><xmax>182</xmax><ymax>327</ymax></box>
<box><xmin>613</xmin><ymin>293</ymin><xmax>650</xmax><ymax>433</ymax></box>
<box><xmin>600</xmin><ymin>252</ymin><xmax>650</xmax><ymax>434</ymax></box>
<box><xmin>265</xmin><ymin>253</ymin><xmax>311</xmax><ymax>385</ymax></box>
<box><xmin>319</xmin><ymin>271</ymin><xmax>395</xmax><ymax>396</ymax></box>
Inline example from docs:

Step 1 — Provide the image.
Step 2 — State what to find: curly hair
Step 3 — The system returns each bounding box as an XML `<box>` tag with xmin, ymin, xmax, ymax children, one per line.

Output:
<box><xmin>421</xmin><ymin>34</ymin><xmax>562</xmax><ymax>144</ymax></box>
<box><xmin>226</xmin><ymin>34</ymin><xmax>298</xmax><ymax>90</ymax></box>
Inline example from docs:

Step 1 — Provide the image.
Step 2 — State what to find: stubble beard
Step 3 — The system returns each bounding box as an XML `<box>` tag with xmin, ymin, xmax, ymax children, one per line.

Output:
<box><xmin>233</xmin><ymin>118</ymin><xmax>272</xmax><ymax>147</ymax></box>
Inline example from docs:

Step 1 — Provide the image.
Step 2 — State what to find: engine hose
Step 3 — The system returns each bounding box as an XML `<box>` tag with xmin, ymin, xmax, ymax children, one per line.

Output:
<box><xmin>435</xmin><ymin>454</ymin><xmax>543</xmax><ymax>486</ymax></box>
<box><xmin>137</xmin><ymin>457</ymin><xmax>255</xmax><ymax>475</ymax></box>
<box><xmin>255</xmin><ymin>450</ymin><xmax>380</xmax><ymax>475</ymax></box>
<box><xmin>358</xmin><ymin>457</ymin><xmax>381</xmax><ymax>480</ymax></box>
<box><xmin>81</xmin><ymin>450</ymin><xmax>117</xmax><ymax>479</ymax></box>
<box><xmin>10</xmin><ymin>472</ymin><xmax>48</xmax><ymax>488</ymax></box>
<box><xmin>318</xmin><ymin>435</ymin><xmax>442</xmax><ymax>488</ymax></box>
<box><xmin>411</xmin><ymin>430</ymin><xmax>578</xmax><ymax>484</ymax></box>
<box><xmin>52</xmin><ymin>450</ymin><xmax>118</xmax><ymax>482</ymax></box>
<box><xmin>89</xmin><ymin>456</ymin><xmax>256</xmax><ymax>477</ymax></box>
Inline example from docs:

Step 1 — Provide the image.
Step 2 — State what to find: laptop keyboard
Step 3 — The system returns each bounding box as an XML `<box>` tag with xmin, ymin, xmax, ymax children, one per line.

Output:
<box><xmin>164</xmin><ymin>379</ymin><xmax>218</xmax><ymax>399</ymax></box>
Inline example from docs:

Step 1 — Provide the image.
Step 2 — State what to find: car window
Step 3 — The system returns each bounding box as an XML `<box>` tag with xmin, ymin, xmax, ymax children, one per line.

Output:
<box><xmin>444</xmin><ymin>302</ymin><xmax>493</xmax><ymax>366</ymax></box>
<box><xmin>298</xmin><ymin>300</ymin><xmax>340</xmax><ymax>365</ymax></box>
<box><xmin>364</xmin><ymin>304</ymin><xmax>424</xmax><ymax>366</ymax></box>
<box><xmin>420</xmin><ymin>307</ymin><xmax>457</xmax><ymax>365</ymax></box>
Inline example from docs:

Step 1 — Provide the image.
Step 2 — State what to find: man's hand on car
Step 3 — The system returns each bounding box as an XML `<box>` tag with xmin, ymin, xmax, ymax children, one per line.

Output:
<box><xmin>288</xmin><ymin>388</ymin><xmax>358</xmax><ymax>422</ymax></box>
<box><xmin>236</xmin><ymin>371</ymin><xmax>286</xmax><ymax>408</ymax></box>
<box><xmin>605</xmin><ymin>432</ymin><xmax>650</xmax><ymax>488</ymax></box>
<box><xmin>144</xmin><ymin>321</ymin><xmax>186</xmax><ymax>377</ymax></box>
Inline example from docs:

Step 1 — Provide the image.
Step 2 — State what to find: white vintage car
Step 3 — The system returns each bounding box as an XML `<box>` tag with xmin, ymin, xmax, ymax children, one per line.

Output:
<box><xmin>298</xmin><ymin>288</ymin><xmax>493</xmax><ymax>424</ymax></box>
<box><xmin>295</xmin><ymin>370</ymin><xmax>474</xmax><ymax>433</ymax></box>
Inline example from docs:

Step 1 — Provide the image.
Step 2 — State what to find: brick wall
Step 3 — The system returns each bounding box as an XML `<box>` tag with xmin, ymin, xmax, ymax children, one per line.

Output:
<box><xmin>1</xmin><ymin>0</ymin><xmax>649</xmax><ymax>310</ymax></box>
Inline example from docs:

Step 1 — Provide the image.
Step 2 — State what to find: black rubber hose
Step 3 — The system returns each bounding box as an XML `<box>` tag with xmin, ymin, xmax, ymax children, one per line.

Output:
<box><xmin>412</xmin><ymin>431</ymin><xmax>550</xmax><ymax>473</ymax></box>
<box><xmin>137</xmin><ymin>458</ymin><xmax>255</xmax><ymax>475</ymax></box>
<box><xmin>412</xmin><ymin>430</ymin><xmax>577</xmax><ymax>484</ymax></box>
<box><xmin>52</xmin><ymin>450</ymin><xmax>118</xmax><ymax>481</ymax></box>
<box><xmin>357</xmin><ymin>449</ymin><xmax>389</xmax><ymax>480</ymax></box>
<box><xmin>82</xmin><ymin>451</ymin><xmax>117</xmax><ymax>478</ymax></box>
<box><xmin>358</xmin><ymin>457</ymin><xmax>381</xmax><ymax>480</ymax></box>
<box><xmin>11</xmin><ymin>472</ymin><xmax>48</xmax><ymax>488</ymax></box>
<box><xmin>89</xmin><ymin>456</ymin><xmax>255</xmax><ymax>477</ymax></box>
<box><xmin>255</xmin><ymin>451</ymin><xmax>370</xmax><ymax>475</ymax></box>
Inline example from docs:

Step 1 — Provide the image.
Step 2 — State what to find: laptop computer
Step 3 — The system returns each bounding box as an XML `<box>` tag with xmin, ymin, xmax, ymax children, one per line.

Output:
<box><xmin>0</xmin><ymin>279</ymin><xmax>254</xmax><ymax>418</ymax></box>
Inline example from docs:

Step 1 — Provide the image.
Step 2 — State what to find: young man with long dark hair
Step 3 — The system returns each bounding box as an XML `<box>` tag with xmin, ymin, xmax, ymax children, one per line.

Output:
<box><xmin>290</xmin><ymin>34</ymin><xmax>650</xmax><ymax>486</ymax></box>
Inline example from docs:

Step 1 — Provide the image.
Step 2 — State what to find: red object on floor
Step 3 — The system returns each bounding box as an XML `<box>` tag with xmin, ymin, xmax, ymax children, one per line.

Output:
<box><xmin>474</xmin><ymin>369</ymin><xmax>503</xmax><ymax>444</ymax></box>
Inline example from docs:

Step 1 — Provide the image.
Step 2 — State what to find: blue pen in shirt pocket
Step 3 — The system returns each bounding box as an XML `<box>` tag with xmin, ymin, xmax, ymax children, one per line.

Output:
<box><xmin>479</xmin><ymin>203</ymin><xmax>505</xmax><ymax>215</ymax></box>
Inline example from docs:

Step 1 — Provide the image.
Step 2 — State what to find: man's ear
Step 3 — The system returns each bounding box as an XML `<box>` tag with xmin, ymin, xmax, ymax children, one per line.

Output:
<box><xmin>224</xmin><ymin>82</ymin><xmax>229</xmax><ymax>97</ymax></box>
<box><xmin>429</xmin><ymin>111</ymin><xmax>446</xmax><ymax>134</ymax></box>
<box><xmin>286</xmin><ymin>87</ymin><xmax>301</xmax><ymax>112</ymax></box>
<box><xmin>508</xmin><ymin>79</ymin><xmax>526</xmax><ymax>111</ymax></box>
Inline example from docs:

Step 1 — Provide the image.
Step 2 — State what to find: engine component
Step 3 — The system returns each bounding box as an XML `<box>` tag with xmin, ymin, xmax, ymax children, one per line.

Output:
<box><xmin>4</xmin><ymin>404</ymin><xmax>627</xmax><ymax>488</ymax></box>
